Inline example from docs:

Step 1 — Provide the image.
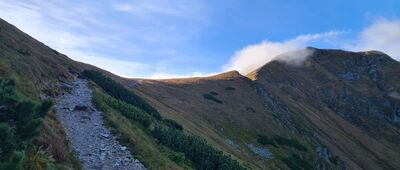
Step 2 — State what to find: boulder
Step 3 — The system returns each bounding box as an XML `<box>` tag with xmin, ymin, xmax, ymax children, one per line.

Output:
<box><xmin>74</xmin><ymin>105</ymin><xmax>89</xmax><ymax>111</ymax></box>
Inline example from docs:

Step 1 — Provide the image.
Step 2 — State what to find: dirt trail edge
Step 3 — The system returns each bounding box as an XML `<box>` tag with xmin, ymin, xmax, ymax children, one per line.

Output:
<box><xmin>55</xmin><ymin>79</ymin><xmax>146</xmax><ymax>170</ymax></box>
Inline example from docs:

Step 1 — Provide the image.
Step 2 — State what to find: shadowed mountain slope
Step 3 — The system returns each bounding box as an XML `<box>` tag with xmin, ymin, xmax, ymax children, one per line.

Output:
<box><xmin>130</xmin><ymin>48</ymin><xmax>400</xmax><ymax>169</ymax></box>
<box><xmin>249</xmin><ymin>48</ymin><xmax>400</xmax><ymax>169</ymax></box>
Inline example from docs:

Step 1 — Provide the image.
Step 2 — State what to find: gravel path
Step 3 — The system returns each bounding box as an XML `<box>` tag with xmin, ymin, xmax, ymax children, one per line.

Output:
<box><xmin>55</xmin><ymin>79</ymin><xmax>146</xmax><ymax>170</ymax></box>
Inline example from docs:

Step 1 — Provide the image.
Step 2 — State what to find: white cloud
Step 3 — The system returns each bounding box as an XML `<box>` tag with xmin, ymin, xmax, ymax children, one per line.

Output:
<box><xmin>2</xmin><ymin>1</ymin><xmax>399</xmax><ymax>80</ymax></box>
<box><xmin>274</xmin><ymin>48</ymin><xmax>315</xmax><ymax>66</ymax></box>
<box><xmin>0</xmin><ymin>0</ymin><xmax>152</xmax><ymax>76</ymax></box>
<box><xmin>346</xmin><ymin>19</ymin><xmax>400</xmax><ymax>60</ymax></box>
<box><xmin>147</xmin><ymin>72</ymin><xmax>217</xmax><ymax>79</ymax></box>
<box><xmin>112</xmin><ymin>0</ymin><xmax>205</xmax><ymax>19</ymax></box>
<box><xmin>0</xmin><ymin>0</ymin><xmax>211</xmax><ymax>79</ymax></box>
<box><xmin>223</xmin><ymin>31</ymin><xmax>344</xmax><ymax>75</ymax></box>
<box><xmin>225</xmin><ymin>19</ymin><xmax>400</xmax><ymax>76</ymax></box>
<box><xmin>65</xmin><ymin>51</ymin><xmax>151</xmax><ymax>78</ymax></box>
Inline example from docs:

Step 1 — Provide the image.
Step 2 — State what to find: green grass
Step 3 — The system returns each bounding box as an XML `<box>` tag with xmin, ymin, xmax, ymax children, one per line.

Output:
<box><xmin>83</xmin><ymin>70</ymin><xmax>161</xmax><ymax>119</ymax></box>
<box><xmin>0</xmin><ymin>77</ymin><xmax>80</xmax><ymax>169</ymax></box>
<box><xmin>91</xmin><ymin>78</ymin><xmax>245</xmax><ymax>169</ymax></box>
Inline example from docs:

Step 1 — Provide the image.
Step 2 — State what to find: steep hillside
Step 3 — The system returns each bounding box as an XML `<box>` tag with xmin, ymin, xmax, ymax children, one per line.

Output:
<box><xmin>130</xmin><ymin>71</ymin><xmax>283</xmax><ymax>168</ymax></box>
<box><xmin>129</xmin><ymin>49</ymin><xmax>400</xmax><ymax>169</ymax></box>
<box><xmin>0</xmin><ymin>19</ymin><xmax>120</xmax><ymax>97</ymax></box>
<box><xmin>250</xmin><ymin>48</ymin><xmax>400</xmax><ymax>169</ymax></box>
<box><xmin>0</xmin><ymin>18</ymin><xmax>87</xmax><ymax>169</ymax></box>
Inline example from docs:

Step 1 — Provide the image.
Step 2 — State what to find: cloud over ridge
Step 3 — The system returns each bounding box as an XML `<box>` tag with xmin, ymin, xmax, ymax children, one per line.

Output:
<box><xmin>346</xmin><ymin>19</ymin><xmax>400</xmax><ymax>60</ymax></box>
<box><xmin>223</xmin><ymin>31</ymin><xmax>343</xmax><ymax>75</ymax></box>
<box><xmin>224</xmin><ymin>19</ymin><xmax>400</xmax><ymax>75</ymax></box>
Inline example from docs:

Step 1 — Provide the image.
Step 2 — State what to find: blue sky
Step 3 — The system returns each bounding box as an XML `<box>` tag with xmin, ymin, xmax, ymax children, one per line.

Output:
<box><xmin>0</xmin><ymin>0</ymin><xmax>399</xmax><ymax>78</ymax></box>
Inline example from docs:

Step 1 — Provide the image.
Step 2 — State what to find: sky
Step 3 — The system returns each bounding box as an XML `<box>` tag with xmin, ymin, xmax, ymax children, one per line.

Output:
<box><xmin>0</xmin><ymin>0</ymin><xmax>399</xmax><ymax>78</ymax></box>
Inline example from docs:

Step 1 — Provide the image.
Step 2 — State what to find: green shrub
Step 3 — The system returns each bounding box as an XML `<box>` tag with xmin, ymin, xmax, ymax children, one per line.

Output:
<box><xmin>0</xmin><ymin>123</ymin><xmax>16</xmax><ymax>159</ymax></box>
<box><xmin>163</xmin><ymin>119</ymin><xmax>183</xmax><ymax>130</ymax></box>
<box><xmin>82</xmin><ymin>70</ymin><xmax>161</xmax><ymax>119</ymax></box>
<box><xmin>93</xmin><ymin>92</ymin><xmax>153</xmax><ymax>128</ymax></box>
<box><xmin>37</xmin><ymin>99</ymin><xmax>54</xmax><ymax>117</ymax></box>
<box><xmin>274</xmin><ymin>136</ymin><xmax>307</xmax><ymax>151</ymax></box>
<box><xmin>210</xmin><ymin>91</ymin><xmax>219</xmax><ymax>95</ymax></box>
<box><xmin>168</xmin><ymin>152</ymin><xmax>186</xmax><ymax>165</ymax></box>
<box><xmin>246</xmin><ymin>107</ymin><xmax>255</xmax><ymax>113</ymax></box>
<box><xmin>329</xmin><ymin>155</ymin><xmax>339</xmax><ymax>165</ymax></box>
<box><xmin>17</xmin><ymin>49</ymin><xmax>30</xmax><ymax>56</ymax></box>
<box><xmin>0</xmin><ymin>151</ymin><xmax>24</xmax><ymax>170</ymax></box>
<box><xmin>225</xmin><ymin>87</ymin><xmax>236</xmax><ymax>90</ymax></box>
<box><xmin>203</xmin><ymin>94</ymin><xmax>223</xmax><ymax>104</ymax></box>
<box><xmin>257</xmin><ymin>135</ymin><xmax>307</xmax><ymax>151</ymax></box>
<box><xmin>281</xmin><ymin>154</ymin><xmax>313</xmax><ymax>170</ymax></box>
<box><xmin>257</xmin><ymin>135</ymin><xmax>277</xmax><ymax>147</ymax></box>
<box><xmin>0</xmin><ymin>77</ymin><xmax>51</xmax><ymax>167</ymax></box>
<box><xmin>152</xmin><ymin>126</ymin><xmax>244</xmax><ymax>170</ymax></box>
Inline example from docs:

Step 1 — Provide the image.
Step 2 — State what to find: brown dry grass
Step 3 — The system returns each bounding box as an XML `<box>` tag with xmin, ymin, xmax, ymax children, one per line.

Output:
<box><xmin>37</xmin><ymin>109</ymin><xmax>69</xmax><ymax>163</ymax></box>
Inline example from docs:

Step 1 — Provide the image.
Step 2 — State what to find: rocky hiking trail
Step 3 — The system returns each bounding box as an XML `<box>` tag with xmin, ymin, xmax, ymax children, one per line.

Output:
<box><xmin>55</xmin><ymin>79</ymin><xmax>146</xmax><ymax>170</ymax></box>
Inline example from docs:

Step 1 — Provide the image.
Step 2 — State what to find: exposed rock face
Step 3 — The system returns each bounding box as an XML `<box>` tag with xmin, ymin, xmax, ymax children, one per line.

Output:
<box><xmin>253</xmin><ymin>49</ymin><xmax>400</xmax><ymax>130</ymax></box>
<box><xmin>254</xmin><ymin>82</ymin><xmax>294</xmax><ymax>129</ymax></box>
<box><xmin>246</xmin><ymin>144</ymin><xmax>272</xmax><ymax>159</ymax></box>
<box><xmin>250</xmin><ymin>48</ymin><xmax>400</xmax><ymax>169</ymax></box>
<box><xmin>316</xmin><ymin>146</ymin><xmax>332</xmax><ymax>161</ymax></box>
<box><xmin>315</xmin><ymin>52</ymin><xmax>400</xmax><ymax>128</ymax></box>
<box><xmin>55</xmin><ymin>79</ymin><xmax>146</xmax><ymax>170</ymax></box>
<box><xmin>224</xmin><ymin>139</ymin><xmax>241</xmax><ymax>151</ymax></box>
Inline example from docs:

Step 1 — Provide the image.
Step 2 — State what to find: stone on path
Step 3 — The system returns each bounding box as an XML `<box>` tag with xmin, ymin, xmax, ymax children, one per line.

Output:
<box><xmin>55</xmin><ymin>79</ymin><xmax>146</xmax><ymax>170</ymax></box>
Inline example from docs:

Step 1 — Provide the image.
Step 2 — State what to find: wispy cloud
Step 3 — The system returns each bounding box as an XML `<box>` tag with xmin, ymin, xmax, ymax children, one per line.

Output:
<box><xmin>0</xmin><ymin>0</ymin><xmax>148</xmax><ymax>75</ymax></box>
<box><xmin>1</xmin><ymin>1</ymin><xmax>399</xmax><ymax>79</ymax></box>
<box><xmin>0</xmin><ymin>0</ymin><xmax>211</xmax><ymax>78</ymax></box>
<box><xmin>223</xmin><ymin>31</ymin><xmax>345</xmax><ymax>74</ymax></box>
<box><xmin>148</xmin><ymin>72</ymin><xmax>217</xmax><ymax>79</ymax></box>
<box><xmin>345</xmin><ymin>19</ymin><xmax>400</xmax><ymax>60</ymax></box>
<box><xmin>225</xmin><ymin>18</ymin><xmax>400</xmax><ymax>75</ymax></box>
<box><xmin>112</xmin><ymin>0</ymin><xmax>205</xmax><ymax>19</ymax></box>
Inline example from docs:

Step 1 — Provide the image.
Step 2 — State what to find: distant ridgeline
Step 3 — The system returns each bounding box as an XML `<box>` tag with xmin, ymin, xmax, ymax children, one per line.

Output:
<box><xmin>82</xmin><ymin>70</ymin><xmax>245</xmax><ymax>170</ymax></box>
<box><xmin>0</xmin><ymin>78</ymin><xmax>53</xmax><ymax>169</ymax></box>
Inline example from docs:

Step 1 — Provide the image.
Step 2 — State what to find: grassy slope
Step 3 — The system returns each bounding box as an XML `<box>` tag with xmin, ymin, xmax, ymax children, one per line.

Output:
<box><xmin>132</xmin><ymin>72</ymin><xmax>272</xmax><ymax>169</ymax></box>
<box><xmin>128</xmin><ymin>71</ymin><xmax>329</xmax><ymax>169</ymax></box>
<box><xmin>126</xmin><ymin>50</ymin><xmax>400</xmax><ymax>169</ymax></box>
<box><xmin>0</xmin><ymin>18</ymin><xmax>120</xmax><ymax>96</ymax></box>
<box><xmin>0</xmin><ymin>19</ymin><xmax>87</xmax><ymax>169</ymax></box>
<box><xmin>91</xmin><ymin>88</ymin><xmax>186</xmax><ymax>169</ymax></box>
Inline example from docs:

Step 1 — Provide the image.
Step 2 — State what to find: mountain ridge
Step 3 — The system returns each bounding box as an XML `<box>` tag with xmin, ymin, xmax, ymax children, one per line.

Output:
<box><xmin>129</xmin><ymin>47</ymin><xmax>400</xmax><ymax>169</ymax></box>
